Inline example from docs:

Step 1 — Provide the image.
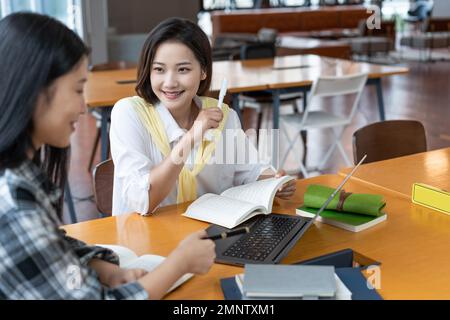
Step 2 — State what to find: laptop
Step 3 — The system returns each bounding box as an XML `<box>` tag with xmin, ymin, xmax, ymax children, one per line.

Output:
<box><xmin>206</xmin><ymin>155</ymin><xmax>367</xmax><ymax>267</ymax></box>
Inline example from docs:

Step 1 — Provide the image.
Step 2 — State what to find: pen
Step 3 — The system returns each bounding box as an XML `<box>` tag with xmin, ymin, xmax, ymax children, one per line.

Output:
<box><xmin>217</xmin><ymin>78</ymin><xmax>228</xmax><ymax>110</ymax></box>
<box><xmin>204</xmin><ymin>78</ymin><xmax>228</xmax><ymax>141</ymax></box>
<box><xmin>203</xmin><ymin>227</ymin><xmax>249</xmax><ymax>241</ymax></box>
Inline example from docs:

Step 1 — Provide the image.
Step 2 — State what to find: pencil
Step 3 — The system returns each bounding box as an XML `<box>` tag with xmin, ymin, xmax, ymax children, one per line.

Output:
<box><xmin>204</xmin><ymin>227</ymin><xmax>250</xmax><ymax>241</ymax></box>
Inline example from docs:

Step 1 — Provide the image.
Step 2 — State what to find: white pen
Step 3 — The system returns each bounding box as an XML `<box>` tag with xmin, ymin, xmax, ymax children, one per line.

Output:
<box><xmin>217</xmin><ymin>78</ymin><xmax>228</xmax><ymax>110</ymax></box>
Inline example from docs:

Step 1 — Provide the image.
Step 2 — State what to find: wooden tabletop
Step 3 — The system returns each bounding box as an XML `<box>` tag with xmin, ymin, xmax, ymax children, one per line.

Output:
<box><xmin>85</xmin><ymin>54</ymin><xmax>408</xmax><ymax>108</ymax></box>
<box><xmin>339</xmin><ymin>147</ymin><xmax>450</xmax><ymax>199</ymax></box>
<box><xmin>63</xmin><ymin>174</ymin><xmax>450</xmax><ymax>299</ymax></box>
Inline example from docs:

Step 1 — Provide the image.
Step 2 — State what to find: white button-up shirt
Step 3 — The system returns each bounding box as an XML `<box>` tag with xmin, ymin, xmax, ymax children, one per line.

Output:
<box><xmin>110</xmin><ymin>96</ymin><xmax>269</xmax><ymax>216</ymax></box>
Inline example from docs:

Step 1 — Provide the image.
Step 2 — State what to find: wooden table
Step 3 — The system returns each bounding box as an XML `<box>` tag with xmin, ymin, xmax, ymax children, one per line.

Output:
<box><xmin>338</xmin><ymin>147</ymin><xmax>450</xmax><ymax>199</ymax></box>
<box><xmin>63</xmin><ymin>174</ymin><xmax>450</xmax><ymax>299</ymax></box>
<box><xmin>86</xmin><ymin>55</ymin><xmax>409</xmax><ymax>162</ymax></box>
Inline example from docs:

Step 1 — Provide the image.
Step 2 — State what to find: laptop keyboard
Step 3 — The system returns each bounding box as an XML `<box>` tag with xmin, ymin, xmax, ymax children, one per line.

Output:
<box><xmin>222</xmin><ymin>215</ymin><xmax>305</xmax><ymax>262</ymax></box>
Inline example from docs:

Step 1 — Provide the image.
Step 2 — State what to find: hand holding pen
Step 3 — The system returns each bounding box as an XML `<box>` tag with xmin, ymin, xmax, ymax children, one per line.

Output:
<box><xmin>203</xmin><ymin>227</ymin><xmax>250</xmax><ymax>241</ymax></box>
<box><xmin>204</xmin><ymin>78</ymin><xmax>227</xmax><ymax>141</ymax></box>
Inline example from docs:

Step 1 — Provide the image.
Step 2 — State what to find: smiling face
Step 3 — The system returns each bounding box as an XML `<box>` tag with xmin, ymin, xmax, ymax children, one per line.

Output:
<box><xmin>32</xmin><ymin>56</ymin><xmax>88</xmax><ymax>149</ymax></box>
<box><xmin>150</xmin><ymin>41</ymin><xmax>206</xmax><ymax>113</ymax></box>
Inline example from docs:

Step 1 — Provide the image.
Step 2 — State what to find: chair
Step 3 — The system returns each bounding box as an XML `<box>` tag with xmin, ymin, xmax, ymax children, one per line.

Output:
<box><xmin>279</xmin><ymin>73</ymin><xmax>368</xmax><ymax>178</ymax></box>
<box><xmin>238</xmin><ymin>41</ymin><xmax>304</xmax><ymax>143</ymax></box>
<box><xmin>352</xmin><ymin>120</ymin><xmax>427</xmax><ymax>165</ymax></box>
<box><xmin>92</xmin><ymin>159</ymin><xmax>114</xmax><ymax>217</ymax></box>
<box><xmin>87</xmin><ymin>61</ymin><xmax>136</xmax><ymax>172</ymax></box>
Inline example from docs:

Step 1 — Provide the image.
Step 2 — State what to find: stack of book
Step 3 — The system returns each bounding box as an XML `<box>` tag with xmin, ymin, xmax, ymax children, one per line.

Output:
<box><xmin>296</xmin><ymin>184</ymin><xmax>387</xmax><ymax>232</ymax></box>
<box><xmin>232</xmin><ymin>264</ymin><xmax>352</xmax><ymax>300</ymax></box>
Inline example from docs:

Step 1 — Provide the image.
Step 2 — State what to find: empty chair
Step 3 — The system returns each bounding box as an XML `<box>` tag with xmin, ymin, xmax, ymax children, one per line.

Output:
<box><xmin>352</xmin><ymin>120</ymin><xmax>427</xmax><ymax>165</ymax></box>
<box><xmin>87</xmin><ymin>61</ymin><xmax>136</xmax><ymax>172</ymax></box>
<box><xmin>92</xmin><ymin>159</ymin><xmax>115</xmax><ymax>217</ymax></box>
<box><xmin>280</xmin><ymin>73</ymin><xmax>368</xmax><ymax>178</ymax></box>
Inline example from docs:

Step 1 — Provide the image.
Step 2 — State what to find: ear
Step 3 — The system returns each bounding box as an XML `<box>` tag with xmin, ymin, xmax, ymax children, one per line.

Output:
<box><xmin>201</xmin><ymin>70</ymin><xmax>207</xmax><ymax>81</ymax></box>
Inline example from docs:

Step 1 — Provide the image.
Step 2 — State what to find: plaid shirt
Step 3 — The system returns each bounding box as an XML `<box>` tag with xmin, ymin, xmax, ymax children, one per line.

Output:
<box><xmin>0</xmin><ymin>160</ymin><xmax>148</xmax><ymax>299</ymax></box>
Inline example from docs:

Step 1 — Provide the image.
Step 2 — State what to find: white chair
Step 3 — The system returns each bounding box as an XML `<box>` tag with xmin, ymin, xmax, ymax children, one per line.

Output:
<box><xmin>279</xmin><ymin>73</ymin><xmax>368</xmax><ymax>177</ymax></box>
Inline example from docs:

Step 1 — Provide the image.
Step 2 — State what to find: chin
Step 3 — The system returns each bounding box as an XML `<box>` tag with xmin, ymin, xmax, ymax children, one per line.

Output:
<box><xmin>49</xmin><ymin>139</ymin><xmax>71</xmax><ymax>149</ymax></box>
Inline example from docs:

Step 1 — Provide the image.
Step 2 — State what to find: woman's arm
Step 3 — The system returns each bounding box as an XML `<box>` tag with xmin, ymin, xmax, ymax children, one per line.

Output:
<box><xmin>137</xmin><ymin>230</ymin><xmax>215</xmax><ymax>300</ymax></box>
<box><xmin>146</xmin><ymin>130</ymin><xmax>195</xmax><ymax>212</ymax></box>
<box><xmin>146</xmin><ymin>108</ymin><xmax>223</xmax><ymax>213</ymax></box>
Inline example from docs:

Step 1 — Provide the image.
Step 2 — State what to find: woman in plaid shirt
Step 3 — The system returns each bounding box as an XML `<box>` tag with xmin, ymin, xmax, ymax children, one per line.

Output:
<box><xmin>0</xmin><ymin>12</ymin><xmax>215</xmax><ymax>300</ymax></box>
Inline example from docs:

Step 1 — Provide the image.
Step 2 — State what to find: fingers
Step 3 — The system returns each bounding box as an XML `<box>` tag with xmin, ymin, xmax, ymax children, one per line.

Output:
<box><xmin>207</xmin><ymin>118</ymin><xmax>221</xmax><ymax>129</ymax></box>
<box><xmin>199</xmin><ymin>108</ymin><xmax>223</xmax><ymax>119</ymax></box>
<box><xmin>123</xmin><ymin>269</ymin><xmax>148</xmax><ymax>283</ymax></box>
<box><xmin>276</xmin><ymin>180</ymin><xmax>296</xmax><ymax>199</ymax></box>
<box><xmin>275</xmin><ymin>169</ymin><xmax>286</xmax><ymax>178</ymax></box>
<box><xmin>195</xmin><ymin>229</ymin><xmax>208</xmax><ymax>239</ymax></box>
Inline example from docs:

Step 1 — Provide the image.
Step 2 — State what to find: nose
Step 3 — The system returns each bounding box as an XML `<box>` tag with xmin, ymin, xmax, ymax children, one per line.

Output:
<box><xmin>162</xmin><ymin>71</ymin><xmax>178</xmax><ymax>89</ymax></box>
<box><xmin>80</xmin><ymin>99</ymin><xmax>87</xmax><ymax>115</ymax></box>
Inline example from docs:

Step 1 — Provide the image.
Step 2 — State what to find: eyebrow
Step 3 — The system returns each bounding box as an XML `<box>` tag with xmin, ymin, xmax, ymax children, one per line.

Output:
<box><xmin>78</xmin><ymin>78</ymin><xmax>87</xmax><ymax>84</ymax></box>
<box><xmin>152</xmin><ymin>61</ymin><xmax>192</xmax><ymax>66</ymax></box>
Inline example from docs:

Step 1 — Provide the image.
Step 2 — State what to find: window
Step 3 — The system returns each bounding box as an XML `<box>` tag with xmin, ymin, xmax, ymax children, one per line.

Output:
<box><xmin>0</xmin><ymin>0</ymin><xmax>83</xmax><ymax>36</ymax></box>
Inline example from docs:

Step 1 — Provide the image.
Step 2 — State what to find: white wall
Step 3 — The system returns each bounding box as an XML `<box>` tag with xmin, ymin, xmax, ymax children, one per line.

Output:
<box><xmin>82</xmin><ymin>0</ymin><xmax>109</xmax><ymax>65</ymax></box>
<box><xmin>432</xmin><ymin>0</ymin><xmax>450</xmax><ymax>18</ymax></box>
<box><xmin>107</xmin><ymin>0</ymin><xmax>200</xmax><ymax>34</ymax></box>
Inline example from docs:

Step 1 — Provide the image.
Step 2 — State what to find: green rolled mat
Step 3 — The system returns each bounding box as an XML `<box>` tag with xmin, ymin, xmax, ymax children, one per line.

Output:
<box><xmin>303</xmin><ymin>184</ymin><xmax>386</xmax><ymax>217</ymax></box>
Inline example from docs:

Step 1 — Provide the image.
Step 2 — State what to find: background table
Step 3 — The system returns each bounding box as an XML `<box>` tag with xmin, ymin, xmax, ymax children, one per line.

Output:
<box><xmin>86</xmin><ymin>55</ymin><xmax>409</xmax><ymax>163</ymax></box>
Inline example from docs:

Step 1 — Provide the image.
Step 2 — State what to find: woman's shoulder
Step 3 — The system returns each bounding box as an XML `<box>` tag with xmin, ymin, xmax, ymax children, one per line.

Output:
<box><xmin>0</xmin><ymin>168</ymin><xmax>42</xmax><ymax>217</ymax></box>
<box><xmin>113</xmin><ymin>96</ymin><xmax>152</xmax><ymax>111</ymax></box>
<box><xmin>111</xmin><ymin>96</ymin><xmax>153</xmax><ymax>121</ymax></box>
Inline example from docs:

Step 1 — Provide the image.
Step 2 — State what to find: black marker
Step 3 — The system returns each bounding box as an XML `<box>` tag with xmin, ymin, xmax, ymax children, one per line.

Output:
<box><xmin>204</xmin><ymin>227</ymin><xmax>250</xmax><ymax>241</ymax></box>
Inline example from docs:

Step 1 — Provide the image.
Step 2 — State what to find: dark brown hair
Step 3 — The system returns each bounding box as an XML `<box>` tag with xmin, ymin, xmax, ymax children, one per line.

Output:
<box><xmin>136</xmin><ymin>17</ymin><xmax>212</xmax><ymax>104</ymax></box>
<box><xmin>0</xmin><ymin>12</ymin><xmax>89</xmax><ymax>218</ymax></box>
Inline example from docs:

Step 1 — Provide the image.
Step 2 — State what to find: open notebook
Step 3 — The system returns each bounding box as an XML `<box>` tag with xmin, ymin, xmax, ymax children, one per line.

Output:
<box><xmin>96</xmin><ymin>244</ymin><xmax>193</xmax><ymax>294</ymax></box>
<box><xmin>183</xmin><ymin>176</ymin><xmax>294</xmax><ymax>229</ymax></box>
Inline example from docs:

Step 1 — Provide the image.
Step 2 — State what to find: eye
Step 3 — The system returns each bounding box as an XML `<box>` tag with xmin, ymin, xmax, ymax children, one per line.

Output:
<box><xmin>152</xmin><ymin>67</ymin><xmax>164</xmax><ymax>73</ymax></box>
<box><xmin>178</xmin><ymin>67</ymin><xmax>190</xmax><ymax>73</ymax></box>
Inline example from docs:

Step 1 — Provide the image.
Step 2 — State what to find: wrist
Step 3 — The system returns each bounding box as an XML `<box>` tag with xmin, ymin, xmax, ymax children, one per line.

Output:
<box><xmin>88</xmin><ymin>259</ymin><xmax>121</xmax><ymax>284</ymax></box>
<box><xmin>166</xmin><ymin>248</ymin><xmax>190</xmax><ymax>276</ymax></box>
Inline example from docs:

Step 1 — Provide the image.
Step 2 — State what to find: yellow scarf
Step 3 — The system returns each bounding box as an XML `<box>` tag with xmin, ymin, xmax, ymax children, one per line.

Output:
<box><xmin>132</xmin><ymin>96</ymin><xmax>229</xmax><ymax>203</ymax></box>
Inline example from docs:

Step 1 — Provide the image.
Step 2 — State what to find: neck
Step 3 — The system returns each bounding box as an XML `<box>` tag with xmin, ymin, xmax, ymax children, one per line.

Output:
<box><xmin>171</xmin><ymin>100</ymin><xmax>198</xmax><ymax>130</ymax></box>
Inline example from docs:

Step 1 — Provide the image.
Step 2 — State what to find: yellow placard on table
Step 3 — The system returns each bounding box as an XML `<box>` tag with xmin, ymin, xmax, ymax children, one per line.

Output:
<box><xmin>412</xmin><ymin>183</ymin><xmax>450</xmax><ymax>215</ymax></box>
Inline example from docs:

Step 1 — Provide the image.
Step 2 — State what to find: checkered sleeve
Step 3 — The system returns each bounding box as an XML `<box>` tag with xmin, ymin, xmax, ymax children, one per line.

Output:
<box><xmin>0</xmin><ymin>205</ymin><xmax>148</xmax><ymax>300</ymax></box>
<box><xmin>59</xmin><ymin>229</ymin><xmax>120</xmax><ymax>266</ymax></box>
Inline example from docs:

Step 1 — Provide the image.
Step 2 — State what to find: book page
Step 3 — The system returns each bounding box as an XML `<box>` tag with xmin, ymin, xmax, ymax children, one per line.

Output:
<box><xmin>183</xmin><ymin>193</ymin><xmax>266</xmax><ymax>229</ymax></box>
<box><xmin>221</xmin><ymin>176</ymin><xmax>294</xmax><ymax>212</ymax></box>
<box><xmin>123</xmin><ymin>255</ymin><xmax>194</xmax><ymax>293</ymax></box>
<box><xmin>96</xmin><ymin>244</ymin><xmax>138</xmax><ymax>267</ymax></box>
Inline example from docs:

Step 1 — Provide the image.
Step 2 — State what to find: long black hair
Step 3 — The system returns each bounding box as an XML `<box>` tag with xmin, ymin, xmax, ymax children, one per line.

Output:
<box><xmin>0</xmin><ymin>12</ymin><xmax>89</xmax><ymax>217</ymax></box>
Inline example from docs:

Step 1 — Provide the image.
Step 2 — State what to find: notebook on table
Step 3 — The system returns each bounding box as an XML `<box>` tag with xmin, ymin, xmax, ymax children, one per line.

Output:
<box><xmin>220</xmin><ymin>248</ymin><xmax>383</xmax><ymax>300</ymax></box>
<box><xmin>242</xmin><ymin>264</ymin><xmax>337</xmax><ymax>299</ymax></box>
<box><xmin>207</xmin><ymin>155</ymin><xmax>368</xmax><ymax>266</ymax></box>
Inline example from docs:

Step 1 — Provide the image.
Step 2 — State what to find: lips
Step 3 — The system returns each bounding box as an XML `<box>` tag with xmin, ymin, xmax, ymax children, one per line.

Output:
<box><xmin>162</xmin><ymin>90</ymin><xmax>184</xmax><ymax>100</ymax></box>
